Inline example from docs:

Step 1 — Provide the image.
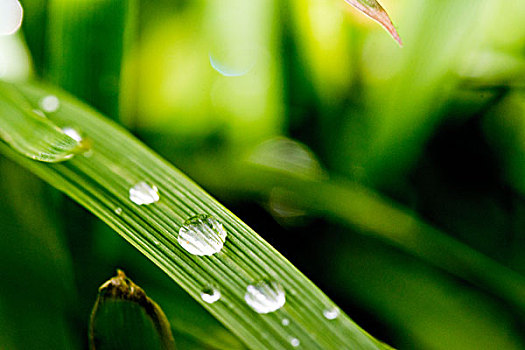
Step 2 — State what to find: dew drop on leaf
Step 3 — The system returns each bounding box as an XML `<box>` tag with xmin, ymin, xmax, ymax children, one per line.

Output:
<box><xmin>290</xmin><ymin>338</ymin><xmax>300</xmax><ymax>347</ymax></box>
<box><xmin>323</xmin><ymin>307</ymin><xmax>339</xmax><ymax>320</ymax></box>
<box><xmin>178</xmin><ymin>214</ymin><xmax>227</xmax><ymax>256</ymax></box>
<box><xmin>200</xmin><ymin>286</ymin><xmax>221</xmax><ymax>304</ymax></box>
<box><xmin>129</xmin><ymin>181</ymin><xmax>160</xmax><ymax>205</ymax></box>
<box><xmin>244</xmin><ymin>279</ymin><xmax>285</xmax><ymax>314</ymax></box>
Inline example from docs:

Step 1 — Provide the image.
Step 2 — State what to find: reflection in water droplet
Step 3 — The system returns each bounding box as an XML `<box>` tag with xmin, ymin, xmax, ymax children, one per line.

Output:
<box><xmin>114</xmin><ymin>207</ymin><xmax>122</xmax><ymax>215</ymax></box>
<box><xmin>0</xmin><ymin>0</ymin><xmax>23</xmax><ymax>36</ymax></box>
<box><xmin>244</xmin><ymin>279</ymin><xmax>285</xmax><ymax>314</ymax></box>
<box><xmin>201</xmin><ymin>286</ymin><xmax>221</xmax><ymax>304</ymax></box>
<box><xmin>62</xmin><ymin>127</ymin><xmax>83</xmax><ymax>142</ymax></box>
<box><xmin>178</xmin><ymin>214</ymin><xmax>227</xmax><ymax>256</ymax></box>
<box><xmin>39</xmin><ymin>95</ymin><xmax>60</xmax><ymax>112</ymax></box>
<box><xmin>281</xmin><ymin>318</ymin><xmax>290</xmax><ymax>326</ymax></box>
<box><xmin>129</xmin><ymin>181</ymin><xmax>160</xmax><ymax>205</ymax></box>
<box><xmin>323</xmin><ymin>307</ymin><xmax>339</xmax><ymax>320</ymax></box>
<box><xmin>290</xmin><ymin>338</ymin><xmax>300</xmax><ymax>347</ymax></box>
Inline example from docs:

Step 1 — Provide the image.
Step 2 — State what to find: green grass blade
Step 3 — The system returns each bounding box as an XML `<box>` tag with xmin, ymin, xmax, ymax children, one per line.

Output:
<box><xmin>0</xmin><ymin>80</ymin><xmax>390</xmax><ymax>350</ymax></box>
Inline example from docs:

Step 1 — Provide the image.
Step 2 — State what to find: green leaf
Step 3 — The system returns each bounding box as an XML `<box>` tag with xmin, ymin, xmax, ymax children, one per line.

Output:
<box><xmin>0</xmin><ymin>80</ymin><xmax>391</xmax><ymax>349</ymax></box>
<box><xmin>344</xmin><ymin>0</ymin><xmax>402</xmax><ymax>45</ymax></box>
<box><xmin>89</xmin><ymin>269</ymin><xmax>176</xmax><ymax>350</ymax></box>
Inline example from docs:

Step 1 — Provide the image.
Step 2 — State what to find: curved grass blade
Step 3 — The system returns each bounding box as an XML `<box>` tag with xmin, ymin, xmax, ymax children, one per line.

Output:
<box><xmin>344</xmin><ymin>0</ymin><xmax>402</xmax><ymax>45</ymax></box>
<box><xmin>0</xmin><ymin>82</ymin><xmax>81</xmax><ymax>162</ymax></box>
<box><xmin>0</xmin><ymin>80</ymin><xmax>391</xmax><ymax>349</ymax></box>
<box><xmin>89</xmin><ymin>269</ymin><xmax>176</xmax><ymax>350</ymax></box>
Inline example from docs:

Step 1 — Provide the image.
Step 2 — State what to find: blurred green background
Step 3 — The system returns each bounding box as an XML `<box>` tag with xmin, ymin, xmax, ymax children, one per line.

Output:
<box><xmin>1</xmin><ymin>0</ymin><xmax>525</xmax><ymax>348</ymax></box>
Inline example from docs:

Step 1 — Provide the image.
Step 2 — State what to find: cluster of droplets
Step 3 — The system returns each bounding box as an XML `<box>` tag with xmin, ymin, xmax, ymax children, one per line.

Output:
<box><xmin>125</xmin><ymin>192</ymin><xmax>344</xmax><ymax>346</ymax></box>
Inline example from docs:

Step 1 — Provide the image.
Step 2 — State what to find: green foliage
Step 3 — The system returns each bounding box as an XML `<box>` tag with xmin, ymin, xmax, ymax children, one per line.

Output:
<box><xmin>1</xmin><ymin>0</ymin><xmax>525</xmax><ymax>349</ymax></box>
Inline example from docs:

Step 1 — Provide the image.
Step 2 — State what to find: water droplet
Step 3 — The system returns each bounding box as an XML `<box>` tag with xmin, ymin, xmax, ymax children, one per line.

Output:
<box><xmin>200</xmin><ymin>286</ymin><xmax>221</xmax><ymax>304</ymax></box>
<box><xmin>290</xmin><ymin>338</ymin><xmax>300</xmax><ymax>347</ymax></box>
<box><xmin>114</xmin><ymin>207</ymin><xmax>122</xmax><ymax>215</ymax></box>
<box><xmin>281</xmin><ymin>318</ymin><xmax>290</xmax><ymax>326</ymax></box>
<box><xmin>39</xmin><ymin>95</ymin><xmax>60</xmax><ymax>112</ymax></box>
<box><xmin>62</xmin><ymin>127</ymin><xmax>83</xmax><ymax>143</ymax></box>
<box><xmin>178</xmin><ymin>214</ymin><xmax>227</xmax><ymax>256</ymax></box>
<box><xmin>129</xmin><ymin>181</ymin><xmax>160</xmax><ymax>205</ymax></box>
<box><xmin>153</xmin><ymin>240</ymin><xmax>160</xmax><ymax>246</ymax></box>
<box><xmin>323</xmin><ymin>307</ymin><xmax>339</xmax><ymax>320</ymax></box>
<box><xmin>244</xmin><ymin>279</ymin><xmax>285</xmax><ymax>314</ymax></box>
<box><xmin>0</xmin><ymin>0</ymin><xmax>23</xmax><ymax>35</ymax></box>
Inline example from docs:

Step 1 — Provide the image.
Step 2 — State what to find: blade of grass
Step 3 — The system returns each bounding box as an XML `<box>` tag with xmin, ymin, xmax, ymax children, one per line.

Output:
<box><xmin>0</xmin><ymin>80</ymin><xmax>390</xmax><ymax>350</ymax></box>
<box><xmin>343</xmin><ymin>0</ymin><xmax>402</xmax><ymax>45</ymax></box>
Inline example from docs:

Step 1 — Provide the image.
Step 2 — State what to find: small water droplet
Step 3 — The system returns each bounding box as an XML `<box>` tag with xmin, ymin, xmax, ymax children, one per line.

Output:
<box><xmin>129</xmin><ymin>181</ymin><xmax>159</xmax><ymax>205</ymax></box>
<box><xmin>114</xmin><ymin>207</ymin><xmax>122</xmax><ymax>215</ymax></box>
<box><xmin>281</xmin><ymin>318</ymin><xmax>290</xmax><ymax>326</ymax></box>
<box><xmin>153</xmin><ymin>240</ymin><xmax>160</xmax><ymax>245</ymax></box>
<box><xmin>244</xmin><ymin>279</ymin><xmax>285</xmax><ymax>314</ymax></box>
<box><xmin>0</xmin><ymin>0</ymin><xmax>23</xmax><ymax>35</ymax></box>
<box><xmin>323</xmin><ymin>307</ymin><xmax>339</xmax><ymax>320</ymax></box>
<box><xmin>39</xmin><ymin>95</ymin><xmax>60</xmax><ymax>112</ymax></box>
<box><xmin>200</xmin><ymin>286</ymin><xmax>221</xmax><ymax>304</ymax></box>
<box><xmin>62</xmin><ymin>127</ymin><xmax>83</xmax><ymax>143</ymax></box>
<box><xmin>290</xmin><ymin>338</ymin><xmax>300</xmax><ymax>347</ymax></box>
<box><xmin>178</xmin><ymin>214</ymin><xmax>227</xmax><ymax>256</ymax></box>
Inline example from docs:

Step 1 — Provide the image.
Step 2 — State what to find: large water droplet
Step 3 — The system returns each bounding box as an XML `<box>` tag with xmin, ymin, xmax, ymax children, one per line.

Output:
<box><xmin>323</xmin><ymin>307</ymin><xmax>339</xmax><ymax>320</ymax></box>
<box><xmin>178</xmin><ymin>214</ymin><xmax>227</xmax><ymax>256</ymax></box>
<box><xmin>200</xmin><ymin>286</ymin><xmax>221</xmax><ymax>304</ymax></box>
<box><xmin>39</xmin><ymin>95</ymin><xmax>60</xmax><ymax>112</ymax></box>
<box><xmin>0</xmin><ymin>0</ymin><xmax>23</xmax><ymax>36</ymax></box>
<box><xmin>244</xmin><ymin>279</ymin><xmax>285</xmax><ymax>314</ymax></box>
<box><xmin>129</xmin><ymin>181</ymin><xmax>160</xmax><ymax>205</ymax></box>
<box><xmin>290</xmin><ymin>338</ymin><xmax>300</xmax><ymax>347</ymax></box>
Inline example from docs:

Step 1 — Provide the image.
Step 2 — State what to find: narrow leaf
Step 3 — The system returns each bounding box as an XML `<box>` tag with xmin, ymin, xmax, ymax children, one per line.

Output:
<box><xmin>344</xmin><ymin>0</ymin><xmax>402</xmax><ymax>45</ymax></box>
<box><xmin>89</xmin><ymin>269</ymin><xmax>176</xmax><ymax>350</ymax></box>
<box><xmin>0</xmin><ymin>80</ymin><xmax>391</xmax><ymax>349</ymax></box>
